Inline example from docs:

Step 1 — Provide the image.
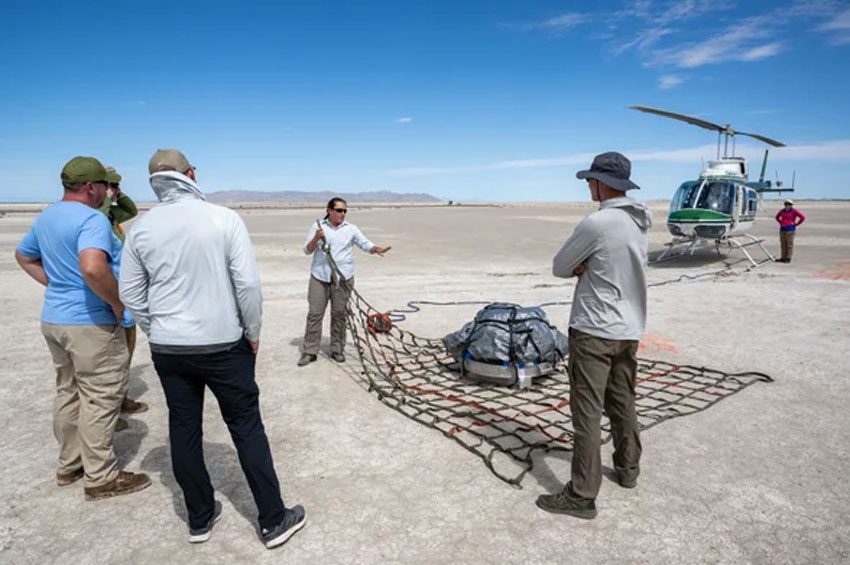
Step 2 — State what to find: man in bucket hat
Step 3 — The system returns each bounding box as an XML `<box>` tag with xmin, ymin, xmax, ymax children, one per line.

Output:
<box><xmin>537</xmin><ymin>151</ymin><xmax>652</xmax><ymax>519</ymax></box>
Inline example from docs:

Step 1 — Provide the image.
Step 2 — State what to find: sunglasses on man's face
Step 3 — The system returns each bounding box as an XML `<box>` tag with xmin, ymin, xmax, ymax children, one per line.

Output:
<box><xmin>333</xmin><ymin>208</ymin><xmax>348</xmax><ymax>214</ymax></box>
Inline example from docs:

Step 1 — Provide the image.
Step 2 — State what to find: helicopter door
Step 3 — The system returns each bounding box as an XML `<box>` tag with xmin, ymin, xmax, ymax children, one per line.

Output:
<box><xmin>731</xmin><ymin>184</ymin><xmax>742</xmax><ymax>229</ymax></box>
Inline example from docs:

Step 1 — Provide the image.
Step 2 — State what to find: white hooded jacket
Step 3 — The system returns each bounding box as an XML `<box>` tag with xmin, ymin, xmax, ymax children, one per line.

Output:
<box><xmin>552</xmin><ymin>197</ymin><xmax>652</xmax><ymax>341</ymax></box>
<box><xmin>119</xmin><ymin>171</ymin><xmax>262</xmax><ymax>347</ymax></box>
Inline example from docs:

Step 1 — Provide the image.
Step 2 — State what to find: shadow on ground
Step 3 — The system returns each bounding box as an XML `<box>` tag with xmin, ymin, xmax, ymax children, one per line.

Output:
<box><xmin>127</xmin><ymin>363</ymin><xmax>152</xmax><ymax>397</ymax></box>
<box><xmin>141</xmin><ymin>443</ymin><xmax>259</xmax><ymax>532</ymax></box>
<box><xmin>114</xmin><ymin>419</ymin><xmax>149</xmax><ymax>469</ymax></box>
<box><xmin>527</xmin><ymin>449</ymin><xmax>626</xmax><ymax>495</ymax></box>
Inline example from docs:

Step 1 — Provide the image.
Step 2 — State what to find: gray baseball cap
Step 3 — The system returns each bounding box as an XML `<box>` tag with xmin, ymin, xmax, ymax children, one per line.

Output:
<box><xmin>576</xmin><ymin>151</ymin><xmax>640</xmax><ymax>191</ymax></box>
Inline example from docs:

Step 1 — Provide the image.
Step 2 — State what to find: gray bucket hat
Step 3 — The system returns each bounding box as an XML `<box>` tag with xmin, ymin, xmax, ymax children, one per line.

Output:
<box><xmin>576</xmin><ymin>151</ymin><xmax>640</xmax><ymax>191</ymax></box>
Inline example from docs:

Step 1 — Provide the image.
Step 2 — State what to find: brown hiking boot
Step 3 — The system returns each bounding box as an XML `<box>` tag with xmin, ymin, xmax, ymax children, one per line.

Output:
<box><xmin>84</xmin><ymin>471</ymin><xmax>152</xmax><ymax>501</ymax></box>
<box><xmin>121</xmin><ymin>397</ymin><xmax>149</xmax><ymax>414</ymax></box>
<box><xmin>115</xmin><ymin>418</ymin><xmax>129</xmax><ymax>432</ymax></box>
<box><xmin>56</xmin><ymin>468</ymin><xmax>84</xmax><ymax>487</ymax></box>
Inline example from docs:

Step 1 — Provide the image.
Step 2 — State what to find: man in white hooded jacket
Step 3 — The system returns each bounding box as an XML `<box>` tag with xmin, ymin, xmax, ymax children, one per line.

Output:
<box><xmin>537</xmin><ymin>152</ymin><xmax>652</xmax><ymax>520</ymax></box>
<box><xmin>119</xmin><ymin>149</ymin><xmax>305</xmax><ymax>549</ymax></box>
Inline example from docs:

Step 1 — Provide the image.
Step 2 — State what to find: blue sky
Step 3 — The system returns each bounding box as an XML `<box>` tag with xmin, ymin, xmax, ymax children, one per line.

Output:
<box><xmin>1</xmin><ymin>0</ymin><xmax>849</xmax><ymax>202</ymax></box>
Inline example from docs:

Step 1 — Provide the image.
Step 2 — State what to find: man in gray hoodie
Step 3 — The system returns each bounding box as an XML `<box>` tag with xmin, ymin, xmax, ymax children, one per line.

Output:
<box><xmin>119</xmin><ymin>149</ymin><xmax>305</xmax><ymax>548</ymax></box>
<box><xmin>537</xmin><ymin>152</ymin><xmax>652</xmax><ymax>519</ymax></box>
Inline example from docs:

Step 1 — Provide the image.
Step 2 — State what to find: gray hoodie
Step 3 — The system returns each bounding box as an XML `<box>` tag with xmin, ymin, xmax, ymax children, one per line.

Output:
<box><xmin>119</xmin><ymin>171</ymin><xmax>262</xmax><ymax>347</ymax></box>
<box><xmin>552</xmin><ymin>197</ymin><xmax>652</xmax><ymax>341</ymax></box>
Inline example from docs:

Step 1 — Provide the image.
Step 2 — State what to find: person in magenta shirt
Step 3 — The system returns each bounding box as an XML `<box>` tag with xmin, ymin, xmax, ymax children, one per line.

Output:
<box><xmin>775</xmin><ymin>199</ymin><xmax>806</xmax><ymax>263</ymax></box>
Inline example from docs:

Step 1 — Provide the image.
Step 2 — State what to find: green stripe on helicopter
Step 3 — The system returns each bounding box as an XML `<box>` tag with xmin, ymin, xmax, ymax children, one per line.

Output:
<box><xmin>668</xmin><ymin>209</ymin><xmax>730</xmax><ymax>222</ymax></box>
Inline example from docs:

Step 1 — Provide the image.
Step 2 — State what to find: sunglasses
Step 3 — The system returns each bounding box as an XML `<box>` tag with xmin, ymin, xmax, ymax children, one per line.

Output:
<box><xmin>333</xmin><ymin>208</ymin><xmax>348</xmax><ymax>214</ymax></box>
<box><xmin>108</xmin><ymin>182</ymin><xmax>120</xmax><ymax>189</ymax></box>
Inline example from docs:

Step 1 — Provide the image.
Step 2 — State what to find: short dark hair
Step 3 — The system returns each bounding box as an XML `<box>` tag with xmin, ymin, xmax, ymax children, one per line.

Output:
<box><xmin>63</xmin><ymin>182</ymin><xmax>85</xmax><ymax>192</ymax></box>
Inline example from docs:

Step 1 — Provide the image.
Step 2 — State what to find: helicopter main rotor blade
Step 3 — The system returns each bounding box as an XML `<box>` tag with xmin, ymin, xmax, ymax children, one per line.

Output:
<box><xmin>734</xmin><ymin>131</ymin><xmax>786</xmax><ymax>147</ymax></box>
<box><xmin>629</xmin><ymin>105</ymin><xmax>727</xmax><ymax>133</ymax></box>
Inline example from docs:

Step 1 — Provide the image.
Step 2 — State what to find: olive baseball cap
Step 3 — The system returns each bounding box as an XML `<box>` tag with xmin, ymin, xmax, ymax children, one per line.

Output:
<box><xmin>104</xmin><ymin>166</ymin><xmax>122</xmax><ymax>184</ymax></box>
<box><xmin>61</xmin><ymin>156</ymin><xmax>108</xmax><ymax>185</ymax></box>
<box><xmin>148</xmin><ymin>148</ymin><xmax>192</xmax><ymax>174</ymax></box>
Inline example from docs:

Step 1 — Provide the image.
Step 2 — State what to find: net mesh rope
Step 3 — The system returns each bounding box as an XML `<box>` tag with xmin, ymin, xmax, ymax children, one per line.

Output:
<box><xmin>322</xmin><ymin>246</ymin><xmax>773</xmax><ymax>487</ymax></box>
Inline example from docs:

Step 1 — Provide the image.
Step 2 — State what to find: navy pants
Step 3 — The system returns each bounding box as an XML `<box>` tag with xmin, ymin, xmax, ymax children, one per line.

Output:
<box><xmin>152</xmin><ymin>339</ymin><xmax>286</xmax><ymax>531</ymax></box>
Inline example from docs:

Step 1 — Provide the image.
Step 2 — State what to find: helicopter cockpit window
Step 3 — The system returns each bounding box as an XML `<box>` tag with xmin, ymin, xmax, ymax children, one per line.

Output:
<box><xmin>695</xmin><ymin>182</ymin><xmax>735</xmax><ymax>215</ymax></box>
<box><xmin>670</xmin><ymin>181</ymin><xmax>702</xmax><ymax>212</ymax></box>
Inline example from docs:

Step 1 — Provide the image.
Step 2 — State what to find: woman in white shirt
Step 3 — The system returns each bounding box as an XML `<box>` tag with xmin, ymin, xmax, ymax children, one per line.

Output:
<box><xmin>298</xmin><ymin>198</ymin><xmax>391</xmax><ymax>366</ymax></box>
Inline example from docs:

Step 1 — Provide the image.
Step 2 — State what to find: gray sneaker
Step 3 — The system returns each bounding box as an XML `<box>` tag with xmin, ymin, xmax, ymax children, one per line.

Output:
<box><xmin>297</xmin><ymin>354</ymin><xmax>317</xmax><ymax>367</ymax></box>
<box><xmin>262</xmin><ymin>505</ymin><xmax>306</xmax><ymax>549</ymax></box>
<box><xmin>535</xmin><ymin>483</ymin><xmax>597</xmax><ymax>519</ymax></box>
<box><xmin>189</xmin><ymin>500</ymin><xmax>223</xmax><ymax>543</ymax></box>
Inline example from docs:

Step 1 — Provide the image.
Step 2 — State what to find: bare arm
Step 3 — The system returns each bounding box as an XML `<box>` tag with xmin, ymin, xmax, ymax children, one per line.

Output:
<box><xmin>79</xmin><ymin>249</ymin><xmax>123</xmax><ymax>322</ymax></box>
<box><xmin>15</xmin><ymin>250</ymin><xmax>48</xmax><ymax>286</ymax></box>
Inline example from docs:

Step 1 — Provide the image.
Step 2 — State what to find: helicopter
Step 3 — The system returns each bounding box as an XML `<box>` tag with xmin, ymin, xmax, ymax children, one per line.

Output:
<box><xmin>629</xmin><ymin>105</ymin><xmax>794</xmax><ymax>266</ymax></box>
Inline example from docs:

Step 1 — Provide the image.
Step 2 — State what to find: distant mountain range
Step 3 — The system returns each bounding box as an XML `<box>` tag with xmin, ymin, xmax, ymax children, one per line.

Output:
<box><xmin>206</xmin><ymin>190</ymin><xmax>441</xmax><ymax>203</ymax></box>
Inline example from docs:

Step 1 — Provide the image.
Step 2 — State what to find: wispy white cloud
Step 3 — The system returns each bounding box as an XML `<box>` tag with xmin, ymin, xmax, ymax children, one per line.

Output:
<box><xmin>396</xmin><ymin>117</ymin><xmax>413</xmax><ymax>123</ymax></box>
<box><xmin>816</xmin><ymin>6</ymin><xmax>850</xmax><ymax>44</ymax></box>
<box><xmin>513</xmin><ymin>1</ymin><xmax>848</xmax><ymax>68</ymax></box>
<box><xmin>650</xmin><ymin>18</ymin><xmax>782</xmax><ymax>68</ymax></box>
<box><xmin>658</xmin><ymin>75</ymin><xmax>684</xmax><ymax>90</ymax></box>
<box><xmin>510</xmin><ymin>12</ymin><xmax>590</xmax><ymax>34</ymax></box>
<box><xmin>385</xmin><ymin>140</ymin><xmax>850</xmax><ymax>176</ymax></box>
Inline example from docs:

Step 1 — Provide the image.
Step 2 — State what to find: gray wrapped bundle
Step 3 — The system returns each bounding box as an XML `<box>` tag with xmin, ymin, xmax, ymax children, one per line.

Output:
<box><xmin>443</xmin><ymin>303</ymin><xmax>568</xmax><ymax>365</ymax></box>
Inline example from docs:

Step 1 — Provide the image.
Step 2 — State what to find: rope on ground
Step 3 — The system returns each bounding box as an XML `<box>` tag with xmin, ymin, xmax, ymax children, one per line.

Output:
<box><xmin>387</xmin><ymin>265</ymin><xmax>735</xmax><ymax>322</ymax></box>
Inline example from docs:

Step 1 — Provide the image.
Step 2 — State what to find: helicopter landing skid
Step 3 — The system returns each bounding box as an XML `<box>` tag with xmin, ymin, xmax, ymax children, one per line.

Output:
<box><xmin>651</xmin><ymin>233</ymin><xmax>775</xmax><ymax>268</ymax></box>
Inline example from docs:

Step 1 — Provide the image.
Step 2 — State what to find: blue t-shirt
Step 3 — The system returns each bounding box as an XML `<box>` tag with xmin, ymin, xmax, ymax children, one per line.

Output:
<box><xmin>17</xmin><ymin>201</ymin><xmax>128</xmax><ymax>326</ymax></box>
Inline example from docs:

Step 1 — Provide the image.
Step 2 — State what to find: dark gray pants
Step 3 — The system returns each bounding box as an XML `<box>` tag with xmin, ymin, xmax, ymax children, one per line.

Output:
<box><xmin>152</xmin><ymin>339</ymin><xmax>286</xmax><ymax>531</ymax></box>
<box><xmin>302</xmin><ymin>275</ymin><xmax>353</xmax><ymax>356</ymax></box>
<box><xmin>568</xmin><ymin>328</ymin><xmax>642</xmax><ymax>500</ymax></box>
<box><xmin>780</xmin><ymin>230</ymin><xmax>795</xmax><ymax>261</ymax></box>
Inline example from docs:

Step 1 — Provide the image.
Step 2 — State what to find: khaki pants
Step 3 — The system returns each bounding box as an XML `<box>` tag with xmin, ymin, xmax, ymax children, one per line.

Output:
<box><xmin>41</xmin><ymin>322</ymin><xmax>129</xmax><ymax>487</ymax></box>
<box><xmin>780</xmin><ymin>230</ymin><xmax>795</xmax><ymax>261</ymax></box>
<box><xmin>302</xmin><ymin>275</ymin><xmax>353</xmax><ymax>356</ymax></box>
<box><xmin>568</xmin><ymin>328</ymin><xmax>642</xmax><ymax>500</ymax></box>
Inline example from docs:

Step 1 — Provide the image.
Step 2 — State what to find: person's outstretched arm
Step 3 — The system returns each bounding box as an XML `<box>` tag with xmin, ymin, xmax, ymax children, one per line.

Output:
<box><xmin>353</xmin><ymin>226</ymin><xmax>390</xmax><ymax>256</ymax></box>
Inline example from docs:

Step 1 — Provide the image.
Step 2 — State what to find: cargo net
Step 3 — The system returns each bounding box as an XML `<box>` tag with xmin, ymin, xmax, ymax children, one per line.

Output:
<box><xmin>324</xmin><ymin>259</ymin><xmax>773</xmax><ymax>487</ymax></box>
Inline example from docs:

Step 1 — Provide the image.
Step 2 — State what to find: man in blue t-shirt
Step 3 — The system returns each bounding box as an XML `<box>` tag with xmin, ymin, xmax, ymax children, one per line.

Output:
<box><xmin>15</xmin><ymin>156</ymin><xmax>150</xmax><ymax>500</ymax></box>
